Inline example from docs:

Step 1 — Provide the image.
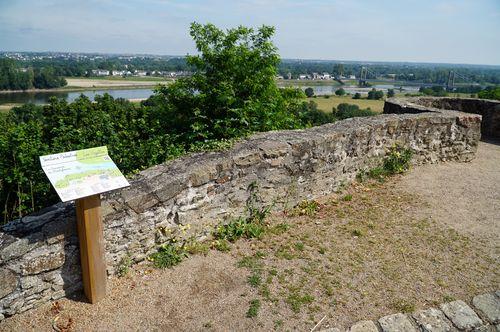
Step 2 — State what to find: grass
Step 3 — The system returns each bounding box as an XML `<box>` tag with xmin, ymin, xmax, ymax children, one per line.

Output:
<box><xmin>226</xmin><ymin>177</ymin><xmax>498</xmax><ymax>328</ymax></box>
<box><xmin>308</xmin><ymin>95</ymin><xmax>385</xmax><ymax>113</ymax></box>
<box><xmin>246</xmin><ymin>299</ymin><xmax>261</xmax><ymax>318</ymax></box>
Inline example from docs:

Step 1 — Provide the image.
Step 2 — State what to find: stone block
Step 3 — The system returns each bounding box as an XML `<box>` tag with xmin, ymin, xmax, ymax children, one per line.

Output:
<box><xmin>440</xmin><ymin>300</ymin><xmax>483</xmax><ymax>330</ymax></box>
<box><xmin>21</xmin><ymin>250</ymin><xmax>65</xmax><ymax>275</ymax></box>
<box><xmin>473</xmin><ymin>293</ymin><xmax>500</xmax><ymax>324</ymax></box>
<box><xmin>349</xmin><ymin>320</ymin><xmax>379</xmax><ymax>332</ymax></box>
<box><xmin>412</xmin><ymin>307</ymin><xmax>455</xmax><ymax>332</ymax></box>
<box><xmin>0</xmin><ymin>233</ymin><xmax>42</xmax><ymax>262</ymax></box>
<box><xmin>233</xmin><ymin>150</ymin><xmax>261</xmax><ymax>166</ymax></box>
<box><xmin>378</xmin><ymin>313</ymin><xmax>418</xmax><ymax>332</ymax></box>
<box><xmin>0</xmin><ymin>268</ymin><xmax>18</xmax><ymax>299</ymax></box>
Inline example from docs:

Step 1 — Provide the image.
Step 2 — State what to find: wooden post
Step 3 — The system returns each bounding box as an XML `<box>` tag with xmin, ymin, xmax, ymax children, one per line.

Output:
<box><xmin>75</xmin><ymin>194</ymin><xmax>107</xmax><ymax>303</ymax></box>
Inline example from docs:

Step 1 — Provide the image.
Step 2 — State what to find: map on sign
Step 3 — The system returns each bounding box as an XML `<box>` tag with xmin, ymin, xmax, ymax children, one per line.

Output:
<box><xmin>40</xmin><ymin>146</ymin><xmax>130</xmax><ymax>202</ymax></box>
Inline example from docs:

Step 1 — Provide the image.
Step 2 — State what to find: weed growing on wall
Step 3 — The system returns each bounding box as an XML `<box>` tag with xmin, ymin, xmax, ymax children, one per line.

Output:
<box><xmin>212</xmin><ymin>182</ymin><xmax>272</xmax><ymax>244</ymax></box>
<box><xmin>358</xmin><ymin>144</ymin><xmax>413</xmax><ymax>182</ymax></box>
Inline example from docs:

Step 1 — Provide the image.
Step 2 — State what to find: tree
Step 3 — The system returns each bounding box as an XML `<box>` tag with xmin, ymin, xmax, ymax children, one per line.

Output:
<box><xmin>367</xmin><ymin>88</ymin><xmax>384</xmax><ymax>100</ymax></box>
<box><xmin>154</xmin><ymin>23</ymin><xmax>310</xmax><ymax>142</ymax></box>
<box><xmin>387</xmin><ymin>89</ymin><xmax>395</xmax><ymax>98</ymax></box>
<box><xmin>335</xmin><ymin>88</ymin><xmax>346</xmax><ymax>96</ymax></box>
<box><xmin>304</xmin><ymin>87</ymin><xmax>314</xmax><ymax>97</ymax></box>
<box><xmin>336</xmin><ymin>103</ymin><xmax>377</xmax><ymax>120</ymax></box>
<box><xmin>352</xmin><ymin>92</ymin><xmax>361</xmax><ymax>99</ymax></box>
<box><xmin>478</xmin><ymin>86</ymin><xmax>500</xmax><ymax>100</ymax></box>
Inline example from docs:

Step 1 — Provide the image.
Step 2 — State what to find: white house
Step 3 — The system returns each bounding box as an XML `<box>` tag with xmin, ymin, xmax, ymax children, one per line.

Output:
<box><xmin>92</xmin><ymin>69</ymin><xmax>110</xmax><ymax>76</ymax></box>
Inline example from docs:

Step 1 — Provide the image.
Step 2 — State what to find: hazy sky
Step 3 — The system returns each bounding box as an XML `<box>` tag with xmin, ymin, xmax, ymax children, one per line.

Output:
<box><xmin>1</xmin><ymin>0</ymin><xmax>499</xmax><ymax>65</ymax></box>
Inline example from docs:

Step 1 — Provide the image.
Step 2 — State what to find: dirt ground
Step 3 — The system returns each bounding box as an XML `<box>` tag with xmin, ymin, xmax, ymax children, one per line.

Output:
<box><xmin>397</xmin><ymin>140</ymin><xmax>500</xmax><ymax>252</ymax></box>
<box><xmin>1</xmin><ymin>142</ymin><xmax>498</xmax><ymax>332</ymax></box>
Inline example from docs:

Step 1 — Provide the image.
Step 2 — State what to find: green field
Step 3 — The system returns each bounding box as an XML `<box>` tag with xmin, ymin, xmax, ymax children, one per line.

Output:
<box><xmin>308</xmin><ymin>95</ymin><xmax>385</xmax><ymax>113</ymax></box>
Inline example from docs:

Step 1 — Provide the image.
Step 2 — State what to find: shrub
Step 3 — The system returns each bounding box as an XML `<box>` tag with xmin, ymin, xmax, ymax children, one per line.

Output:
<box><xmin>304</xmin><ymin>87</ymin><xmax>314</xmax><ymax>97</ymax></box>
<box><xmin>335</xmin><ymin>88</ymin><xmax>346</xmax><ymax>96</ymax></box>
<box><xmin>367</xmin><ymin>88</ymin><xmax>384</xmax><ymax>100</ymax></box>
<box><xmin>336</xmin><ymin>103</ymin><xmax>377</xmax><ymax>120</ymax></box>
<box><xmin>297</xmin><ymin>101</ymin><xmax>336</xmax><ymax>126</ymax></box>
<box><xmin>352</xmin><ymin>92</ymin><xmax>361</xmax><ymax>99</ymax></box>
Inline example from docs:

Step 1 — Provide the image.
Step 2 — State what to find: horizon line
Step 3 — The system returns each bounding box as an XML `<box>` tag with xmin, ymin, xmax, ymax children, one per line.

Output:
<box><xmin>1</xmin><ymin>50</ymin><xmax>500</xmax><ymax>68</ymax></box>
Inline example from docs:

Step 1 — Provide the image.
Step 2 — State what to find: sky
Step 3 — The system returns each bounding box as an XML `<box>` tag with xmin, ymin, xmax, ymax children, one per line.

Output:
<box><xmin>0</xmin><ymin>0</ymin><xmax>499</xmax><ymax>65</ymax></box>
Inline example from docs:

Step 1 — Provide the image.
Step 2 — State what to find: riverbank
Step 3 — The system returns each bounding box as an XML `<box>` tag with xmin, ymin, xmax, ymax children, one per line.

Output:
<box><xmin>0</xmin><ymin>77</ymin><xmax>172</xmax><ymax>94</ymax></box>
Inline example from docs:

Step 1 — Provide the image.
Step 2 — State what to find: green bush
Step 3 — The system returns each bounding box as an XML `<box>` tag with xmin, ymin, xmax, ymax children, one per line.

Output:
<box><xmin>336</xmin><ymin>103</ymin><xmax>377</xmax><ymax>120</ymax></box>
<box><xmin>335</xmin><ymin>88</ymin><xmax>346</xmax><ymax>96</ymax></box>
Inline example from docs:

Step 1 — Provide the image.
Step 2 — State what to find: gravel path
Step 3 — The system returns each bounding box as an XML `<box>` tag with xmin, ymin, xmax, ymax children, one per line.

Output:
<box><xmin>397</xmin><ymin>140</ymin><xmax>500</xmax><ymax>252</ymax></box>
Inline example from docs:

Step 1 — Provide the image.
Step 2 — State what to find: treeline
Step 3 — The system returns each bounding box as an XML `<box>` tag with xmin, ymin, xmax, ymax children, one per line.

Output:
<box><xmin>278</xmin><ymin>61</ymin><xmax>500</xmax><ymax>85</ymax></box>
<box><xmin>0</xmin><ymin>59</ymin><xmax>67</xmax><ymax>90</ymax></box>
<box><xmin>4</xmin><ymin>53</ymin><xmax>500</xmax><ymax>85</ymax></box>
<box><xmin>17</xmin><ymin>57</ymin><xmax>188</xmax><ymax>77</ymax></box>
<box><xmin>418</xmin><ymin>85</ymin><xmax>500</xmax><ymax>99</ymax></box>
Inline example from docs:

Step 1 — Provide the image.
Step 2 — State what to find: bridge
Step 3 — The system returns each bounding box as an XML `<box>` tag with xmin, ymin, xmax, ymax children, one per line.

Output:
<box><xmin>357</xmin><ymin>67</ymin><xmax>479</xmax><ymax>90</ymax></box>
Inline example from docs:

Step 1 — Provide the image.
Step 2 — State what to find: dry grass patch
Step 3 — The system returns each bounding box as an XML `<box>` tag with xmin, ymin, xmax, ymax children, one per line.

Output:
<box><xmin>231</xmin><ymin>179</ymin><xmax>499</xmax><ymax>329</ymax></box>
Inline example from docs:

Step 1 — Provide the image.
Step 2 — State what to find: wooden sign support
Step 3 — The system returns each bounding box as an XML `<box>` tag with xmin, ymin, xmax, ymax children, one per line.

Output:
<box><xmin>75</xmin><ymin>194</ymin><xmax>107</xmax><ymax>303</ymax></box>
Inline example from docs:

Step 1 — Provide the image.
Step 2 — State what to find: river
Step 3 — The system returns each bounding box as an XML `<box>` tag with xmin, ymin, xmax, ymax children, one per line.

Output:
<box><xmin>0</xmin><ymin>84</ymin><xmax>420</xmax><ymax>105</ymax></box>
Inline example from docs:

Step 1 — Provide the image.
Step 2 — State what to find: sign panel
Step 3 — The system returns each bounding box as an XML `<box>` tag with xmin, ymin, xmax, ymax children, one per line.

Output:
<box><xmin>40</xmin><ymin>146</ymin><xmax>129</xmax><ymax>202</ymax></box>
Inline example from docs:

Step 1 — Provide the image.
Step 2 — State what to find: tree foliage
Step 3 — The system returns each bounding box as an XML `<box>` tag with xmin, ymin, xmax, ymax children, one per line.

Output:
<box><xmin>0</xmin><ymin>23</ymin><xmax>338</xmax><ymax>223</ymax></box>
<box><xmin>0</xmin><ymin>58</ymin><xmax>67</xmax><ymax>90</ymax></box>
<box><xmin>367</xmin><ymin>88</ymin><xmax>384</xmax><ymax>100</ymax></box>
<box><xmin>335</xmin><ymin>88</ymin><xmax>346</xmax><ymax>96</ymax></box>
<box><xmin>304</xmin><ymin>87</ymin><xmax>314</xmax><ymax>97</ymax></box>
<box><xmin>419</xmin><ymin>86</ymin><xmax>447</xmax><ymax>97</ymax></box>
<box><xmin>477</xmin><ymin>86</ymin><xmax>500</xmax><ymax>100</ymax></box>
<box><xmin>153</xmin><ymin>23</ymin><xmax>305</xmax><ymax>143</ymax></box>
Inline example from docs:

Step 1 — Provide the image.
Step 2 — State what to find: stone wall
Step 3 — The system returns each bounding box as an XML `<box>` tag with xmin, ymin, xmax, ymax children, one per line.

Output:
<box><xmin>384</xmin><ymin>97</ymin><xmax>500</xmax><ymax>139</ymax></box>
<box><xmin>0</xmin><ymin>106</ymin><xmax>482</xmax><ymax>321</ymax></box>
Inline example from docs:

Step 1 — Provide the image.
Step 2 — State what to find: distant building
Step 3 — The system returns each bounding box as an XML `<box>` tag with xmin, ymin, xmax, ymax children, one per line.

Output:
<box><xmin>112</xmin><ymin>70</ymin><xmax>130</xmax><ymax>76</ymax></box>
<box><xmin>92</xmin><ymin>69</ymin><xmax>110</xmax><ymax>76</ymax></box>
<box><xmin>349</xmin><ymin>75</ymin><xmax>356</xmax><ymax>79</ymax></box>
<box><xmin>321</xmin><ymin>72</ymin><xmax>331</xmax><ymax>80</ymax></box>
<box><xmin>134</xmin><ymin>70</ymin><xmax>148</xmax><ymax>77</ymax></box>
